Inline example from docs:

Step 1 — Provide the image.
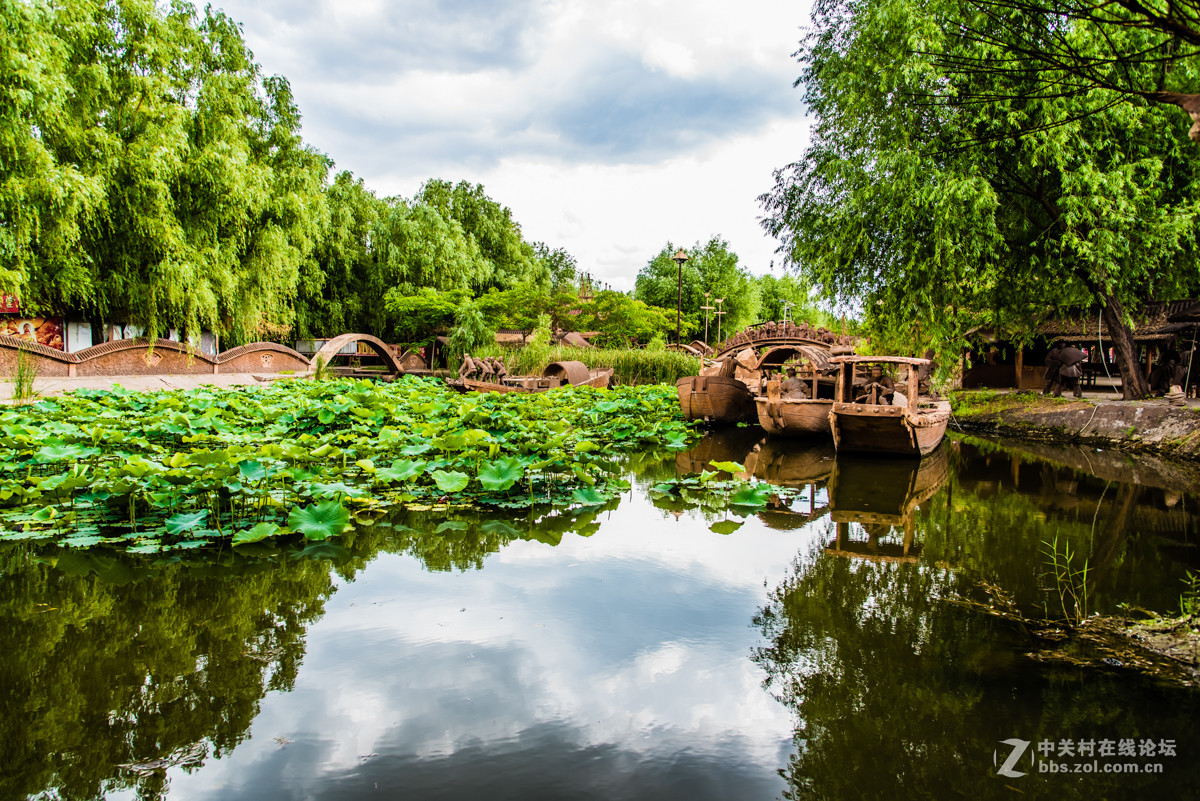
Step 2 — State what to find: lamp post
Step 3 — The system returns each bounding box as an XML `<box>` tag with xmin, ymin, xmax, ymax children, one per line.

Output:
<box><xmin>671</xmin><ymin>248</ymin><xmax>689</xmax><ymax>344</ymax></box>
<box><xmin>715</xmin><ymin>298</ymin><xmax>726</xmax><ymax>344</ymax></box>
<box><xmin>700</xmin><ymin>291</ymin><xmax>715</xmax><ymax>345</ymax></box>
<box><xmin>782</xmin><ymin>300</ymin><xmax>793</xmax><ymax>326</ymax></box>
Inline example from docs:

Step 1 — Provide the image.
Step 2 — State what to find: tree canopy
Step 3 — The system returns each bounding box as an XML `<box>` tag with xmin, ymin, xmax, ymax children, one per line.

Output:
<box><xmin>760</xmin><ymin>0</ymin><xmax>1200</xmax><ymax>397</ymax></box>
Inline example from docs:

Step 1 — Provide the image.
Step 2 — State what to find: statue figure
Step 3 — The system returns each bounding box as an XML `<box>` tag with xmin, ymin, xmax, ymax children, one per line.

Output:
<box><xmin>478</xmin><ymin>356</ymin><xmax>495</xmax><ymax>381</ymax></box>
<box><xmin>1055</xmin><ymin>346</ymin><xmax>1087</xmax><ymax>398</ymax></box>
<box><xmin>491</xmin><ymin>357</ymin><xmax>508</xmax><ymax>380</ymax></box>
<box><xmin>855</xmin><ymin>365</ymin><xmax>894</xmax><ymax>405</ymax></box>
<box><xmin>458</xmin><ymin>354</ymin><xmax>479</xmax><ymax>380</ymax></box>
<box><xmin>1043</xmin><ymin>343</ymin><xmax>1063</xmax><ymax>396</ymax></box>
<box><xmin>764</xmin><ymin>320</ymin><xmax>777</xmax><ymax>338</ymax></box>
<box><xmin>780</xmin><ymin>365</ymin><xmax>808</xmax><ymax>399</ymax></box>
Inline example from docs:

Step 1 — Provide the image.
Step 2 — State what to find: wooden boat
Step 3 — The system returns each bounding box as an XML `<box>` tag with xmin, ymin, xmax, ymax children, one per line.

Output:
<box><xmin>824</xmin><ymin>447</ymin><xmax>949</xmax><ymax>562</ymax></box>
<box><xmin>755</xmin><ymin>384</ymin><xmax>833</xmax><ymax>437</ymax></box>
<box><xmin>450</xmin><ymin>360</ymin><xmax>613</xmax><ymax>393</ymax></box>
<box><xmin>754</xmin><ymin>343</ymin><xmax>841</xmax><ymax>437</ymax></box>
<box><xmin>675</xmin><ymin>375</ymin><xmax>756</xmax><ymax>423</ymax></box>
<box><xmin>827</xmin><ymin>355</ymin><xmax>950</xmax><ymax>457</ymax></box>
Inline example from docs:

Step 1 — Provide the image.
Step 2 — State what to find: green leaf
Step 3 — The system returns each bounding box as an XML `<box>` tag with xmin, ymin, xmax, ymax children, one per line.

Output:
<box><xmin>708</xmin><ymin>460</ymin><xmax>744</xmax><ymax>474</ymax></box>
<box><xmin>477</xmin><ymin>457</ymin><xmax>524</xmax><ymax>491</ymax></box>
<box><xmin>376</xmin><ymin>459</ymin><xmax>427</xmax><ymax>483</ymax></box>
<box><xmin>730</xmin><ymin>483</ymin><xmax>773</xmax><ymax>508</ymax></box>
<box><xmin>288</xmin><ymin>501</ymin><xmax>351</xmax><ymax>541</ymax></box>
<box><xmin>233</xmin><ymin>521</ymin><xmax>281</xmax><ymax>545</ymax></box>
<box><xmin>570</xmin><ymin>487</ymin><xmax>607</xmax><ymax>506</ymax></box>
<box><xmin>574</xmin><ymin>440</ymin><xmax>600</xmax><ymax>453</ymax></box>
<box><xmin>431</xmin><ymin>470</ymin><xmax>470</xmax><ymax>493</ymax></box>
<box><xmin>165</xmin><ymin>509</ymin><xmax>209</xmax><ymax>536</ymax></box>
<box><xmin>239</xmin><ymin>459</ymin><xmax>267</xmax><ymax>482</ymax></box>
<box><xmin>710</xmin><ymin>519</ymin><xmax>744</xmax><ymax>535</ymax></box>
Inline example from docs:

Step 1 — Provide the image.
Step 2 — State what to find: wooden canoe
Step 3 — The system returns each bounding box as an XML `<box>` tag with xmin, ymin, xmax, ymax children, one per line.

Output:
<box><xmin>675</xmin><ymin>375</ymin><xmax>757</xmax><ymax>423</ymax></box>
<box><xmin>449</xmin><ymin>361</ymin><xmax>613</xmax><ymax>393</ymax></box>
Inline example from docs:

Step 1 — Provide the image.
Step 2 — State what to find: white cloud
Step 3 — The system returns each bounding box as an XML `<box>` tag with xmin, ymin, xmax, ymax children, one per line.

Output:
<box><xmin>209</xmin><ymin>0</ymin><xmax>813</xmax><ymax>293</ymax></box>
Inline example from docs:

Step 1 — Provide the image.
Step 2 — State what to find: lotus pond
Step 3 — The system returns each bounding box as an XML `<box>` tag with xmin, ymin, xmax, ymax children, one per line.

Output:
<box><xmin>3</xmin><ymin>396</ymin><xmax>1200</xmax><ymax>800</ymax></box>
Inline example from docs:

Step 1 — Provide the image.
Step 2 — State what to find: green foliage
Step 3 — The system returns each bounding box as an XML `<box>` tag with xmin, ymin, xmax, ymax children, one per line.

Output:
<box><xmin>1040</xmin><ymin>534</ymin><xmax>1091</xmax><ymax>625</ymax></box>
<box><xmin>6</xmin><ymin>0</ymin><xmax>330</xmax><ymax>342</ymax></box>
<box><xmin>10</xmin><ymin>348</ymin><xmax>39</xmax><ymax>404</ymax></box>
<box><xmin>478</xmin><ymin>343</ymin><xmax>700</xmax><ymax>386</ymax></box>
<box><xmin>572</xmin><ymin>290</ymin><xmax>673</xmax><ymax>347</ymax></box>
<box><xmin>416</xmin><ymin>179</ymin><xmax>547</xmax><ymax>292</ymax></box>
<box><xmin>0</xmin><ymin>377</ymin><xmax>696</xmax><ymax>551</ymax></box>
<box><xmin>760</xmin><ymin>0</ymin><xmax>1200</xmax><ymax>368</ymax></box>
<box><xmin>445</xmin><ymin>300</ymin><xmax>495</xmax><ymax>363</ymax></box>
<box><xmin>635</xmin><ymin>237</ymin><xmax>762</xmax><ymax>342</ymax></box>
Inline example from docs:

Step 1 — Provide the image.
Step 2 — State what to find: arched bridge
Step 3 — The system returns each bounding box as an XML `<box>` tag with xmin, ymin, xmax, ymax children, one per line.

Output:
<box><xmin>312</xmin><ymin>334</ymin><xmax>403</xmax><ymax>375</ymax></box>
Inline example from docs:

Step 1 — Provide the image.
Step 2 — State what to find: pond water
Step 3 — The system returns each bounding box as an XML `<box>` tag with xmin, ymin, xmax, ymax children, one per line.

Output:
<box><xmin>3</xmin><ymin>432</ymin><xmax>1199</xmax><ymax>800</ymax></box>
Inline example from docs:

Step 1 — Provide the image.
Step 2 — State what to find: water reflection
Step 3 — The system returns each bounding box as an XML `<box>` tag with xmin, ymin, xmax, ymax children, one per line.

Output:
<box><xmin>2</xmin><ymin>432</ymin><xmax>1199</xmax><ymax>800</ymax></box>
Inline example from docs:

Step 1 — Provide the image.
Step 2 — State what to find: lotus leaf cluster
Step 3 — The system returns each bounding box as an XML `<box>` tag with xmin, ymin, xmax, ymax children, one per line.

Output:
<box><xmin>0</xmin><ymin>377</ymin><xmax>696</xmax><ymax>552</ymax></box>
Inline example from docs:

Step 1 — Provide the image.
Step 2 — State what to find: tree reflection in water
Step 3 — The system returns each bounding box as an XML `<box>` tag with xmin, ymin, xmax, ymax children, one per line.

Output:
<box><xmin>753</xmin><ymin>440</ymin><xmax>1200</xmax><ymax>800</ymax></box>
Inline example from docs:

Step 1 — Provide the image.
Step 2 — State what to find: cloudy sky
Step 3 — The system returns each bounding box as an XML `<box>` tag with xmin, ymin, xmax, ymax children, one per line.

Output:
<box><xmin>211</xmin><ymin>0</ymin><xmax>814</xmax><ymax>292</ymax></box>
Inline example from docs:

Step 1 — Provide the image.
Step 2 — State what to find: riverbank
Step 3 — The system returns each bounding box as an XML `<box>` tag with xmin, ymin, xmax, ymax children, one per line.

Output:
<box><xmin>949</xmin><ymin>389</ymin><xmax>1200</xmax><ymax>461</ymax></box>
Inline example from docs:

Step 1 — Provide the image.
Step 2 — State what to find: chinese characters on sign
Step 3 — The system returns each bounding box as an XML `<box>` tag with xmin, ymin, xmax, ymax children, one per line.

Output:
<box><xmin>0</xmin><ymin>294</ymin><xmax>18</xmax><ymax>314</ymax></box>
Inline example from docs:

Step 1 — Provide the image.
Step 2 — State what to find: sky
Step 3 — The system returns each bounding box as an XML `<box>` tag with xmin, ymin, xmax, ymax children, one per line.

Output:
<box><xmin>210</xmin><ymin>0</ymin><xmax>814</xmax><ymax>292</ymax></box>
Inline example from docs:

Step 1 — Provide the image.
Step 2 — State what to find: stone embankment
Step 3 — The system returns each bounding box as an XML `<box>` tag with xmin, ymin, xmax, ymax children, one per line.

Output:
<box><xmin>949</xmin><ymin>390</ymin><xmax>1200</xmax><ymax>461</ymax></box>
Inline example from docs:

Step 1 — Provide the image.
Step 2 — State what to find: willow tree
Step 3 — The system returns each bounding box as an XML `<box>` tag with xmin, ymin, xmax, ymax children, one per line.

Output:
<box><xmin>4</xmin><ymin>0</ymin><xmax>328</xmax><ymax>344</ymax></box>
<box><xmin>415</xmin><ymin>179</ymin><xmax>548</xmax><ymax>292</ymax></box>
<box><xmin>760</xmin><ymin>0</ymin><xmax>1200</xmax><ymax>398</ymax></box>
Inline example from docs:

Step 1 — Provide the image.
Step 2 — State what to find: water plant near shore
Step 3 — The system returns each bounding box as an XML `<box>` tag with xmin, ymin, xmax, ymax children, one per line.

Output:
<box><xmin>0</xmin><ymin>376</ymin><xmax>698</xmax><ymax>552</ymax></box>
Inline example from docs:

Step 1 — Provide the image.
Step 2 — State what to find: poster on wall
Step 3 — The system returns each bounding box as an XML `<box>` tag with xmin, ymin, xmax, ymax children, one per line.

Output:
<box><xmin>1</xmin><ymin>317</ymin><xmax>65</xmax><ymax>350</ymax></box>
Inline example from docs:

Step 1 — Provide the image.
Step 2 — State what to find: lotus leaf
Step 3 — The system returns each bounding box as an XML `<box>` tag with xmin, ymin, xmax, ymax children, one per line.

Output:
<box><xmin>477</xmin><ymin>458</ymin><xmax>523</xmax><ymax>491</ymax></box>
<box><xmin>730</xmin><ymin>483</ymin><xmax>773</xmax><ymax>508</ymax></box>
<box><xmin>710</xmin><ymin>519</ymin><xmax>744</xmax><ymax>535</ymax></box>
<box><xmin>232</xmin><ymin>521</ymin><xmax>281</xmax><ymax>545</ymax></box>
<box><xmin>288</xmin><ymin>501</ymin><xmax>350</xmax><ymax>541</ymax></box>
<box><xmin>431</xmin><ymin>470</ymin><xmax>470</xmax><ymax>493</ymax></box>
<box><xmin>165</xmin><ymin>509</ymin><xmax>209</xmax><ymax>535</ymax></box>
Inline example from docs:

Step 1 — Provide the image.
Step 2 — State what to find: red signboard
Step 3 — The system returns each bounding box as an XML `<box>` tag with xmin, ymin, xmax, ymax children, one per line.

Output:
<box><xmin>0</xmin><ymin>295</ymin><xmax>18</xmax><ymax>314</ymax></box>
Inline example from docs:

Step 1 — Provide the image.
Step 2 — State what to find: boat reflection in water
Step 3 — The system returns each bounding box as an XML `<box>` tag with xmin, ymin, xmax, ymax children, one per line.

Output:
<box><xmin>825</xmin><ymin>447</ymin><xmax>949</xmax><ymax>562</ymax></box>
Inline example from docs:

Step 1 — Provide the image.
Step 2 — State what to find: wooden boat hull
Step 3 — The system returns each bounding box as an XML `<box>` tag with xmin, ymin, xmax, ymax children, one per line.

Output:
<box><xmin>755</xmin><ymin>397</ymin><xmax>833</xmax><ymax>437</ymax></box>
<box><xmin>828</xmin><ymin>400</ymin><xmax>950</xmax><ymax>457</ymax></box>
<box><xmin>676</xmin><ymin>375</ymin><xmax>756</xmax><ymax>423</ymax></box>
<box><xmin>450</xmin><ymin>367</ymin><xmax>614</xmax><ymax>394</ymax></box>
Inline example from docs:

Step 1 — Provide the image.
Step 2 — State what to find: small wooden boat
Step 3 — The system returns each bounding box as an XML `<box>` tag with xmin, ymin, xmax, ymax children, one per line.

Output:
<box><xmin>827</xmin><ymin>355</ymin><xmax>950</xmax><ymax>457</ymax></box>
<box><xmin>675</xmin><ymin>375</ymin><xmax>756</xmax><ymax>423</ymax></box>
<box><xmin>450</xmin><ymin>360</ymin><xmax>613</xmax><ymax>393</ymax></box>
<box><xmin>754</xmin><ymin>343</ymin><xmax>840</xmax><ymax>437</ymax></box>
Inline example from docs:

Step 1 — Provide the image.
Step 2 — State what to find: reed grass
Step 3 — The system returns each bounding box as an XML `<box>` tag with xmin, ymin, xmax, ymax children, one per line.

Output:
<box><xmin>10</xmin><ymin>347</ymin><xmax>39</xmax><ymax>404</ymax></box>
<box><xmin>476</xmin><ymin>343</ymin><xmax>700</xmax><ymax>386</ymax></box>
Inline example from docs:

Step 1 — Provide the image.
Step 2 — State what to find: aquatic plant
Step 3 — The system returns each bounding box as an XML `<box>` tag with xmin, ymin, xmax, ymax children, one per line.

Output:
<box><xmin>10</xmin><ymin>347</ymin><xmax>39</xmax><ymax>404</ymax></box>
<box><xmin>0</xmin><ymin>377</ymin><xmax>697</xmax><ymax>553</ymax></box>
<box><xmin>1040</xmin><ymin>534</ymin><xmax>1091</xmax><ymax>625</ymax></box>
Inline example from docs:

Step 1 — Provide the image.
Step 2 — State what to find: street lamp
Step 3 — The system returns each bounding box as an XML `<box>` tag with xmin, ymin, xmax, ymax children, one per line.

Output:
<box><xmin>671</xmin><ymin>248</ymin><xmax>689</xmax><ymax>344</ymax></box>
<box><xmin>714</xmin><ymin>298</ymin><xmax>726</xmax><ymax>343</ymax></box>
<box><xmin>700</xmin><ymin>291</ymin><xmax>715</xmax><ymax>345</ymax></box>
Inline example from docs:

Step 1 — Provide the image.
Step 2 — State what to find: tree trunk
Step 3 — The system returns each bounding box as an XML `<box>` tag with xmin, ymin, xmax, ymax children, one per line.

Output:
<box><xmin>1101</xmin><ymin>292</ymin><xmax>1149</xmax><ymax>400</ymax></box>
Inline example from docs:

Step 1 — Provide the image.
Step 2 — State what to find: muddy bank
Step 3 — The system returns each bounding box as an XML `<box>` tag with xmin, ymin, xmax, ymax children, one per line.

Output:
<box><xmin>950</xmin><ymin>391</ymin><xmax>1200</xmax><ymax>461</ymax></box>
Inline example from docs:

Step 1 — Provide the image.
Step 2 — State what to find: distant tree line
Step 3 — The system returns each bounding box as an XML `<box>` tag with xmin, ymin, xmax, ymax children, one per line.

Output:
<box><xmin>1</xmin><ymin>0</ymin><xmax>836</xmax><ymax>352</ymax></box>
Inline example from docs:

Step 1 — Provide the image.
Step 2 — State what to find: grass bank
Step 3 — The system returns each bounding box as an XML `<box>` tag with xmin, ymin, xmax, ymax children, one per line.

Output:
<box><xmin>477</xmin><ymin>344</ymin><xmax>700</xmax><ymax>386</ymax></box>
